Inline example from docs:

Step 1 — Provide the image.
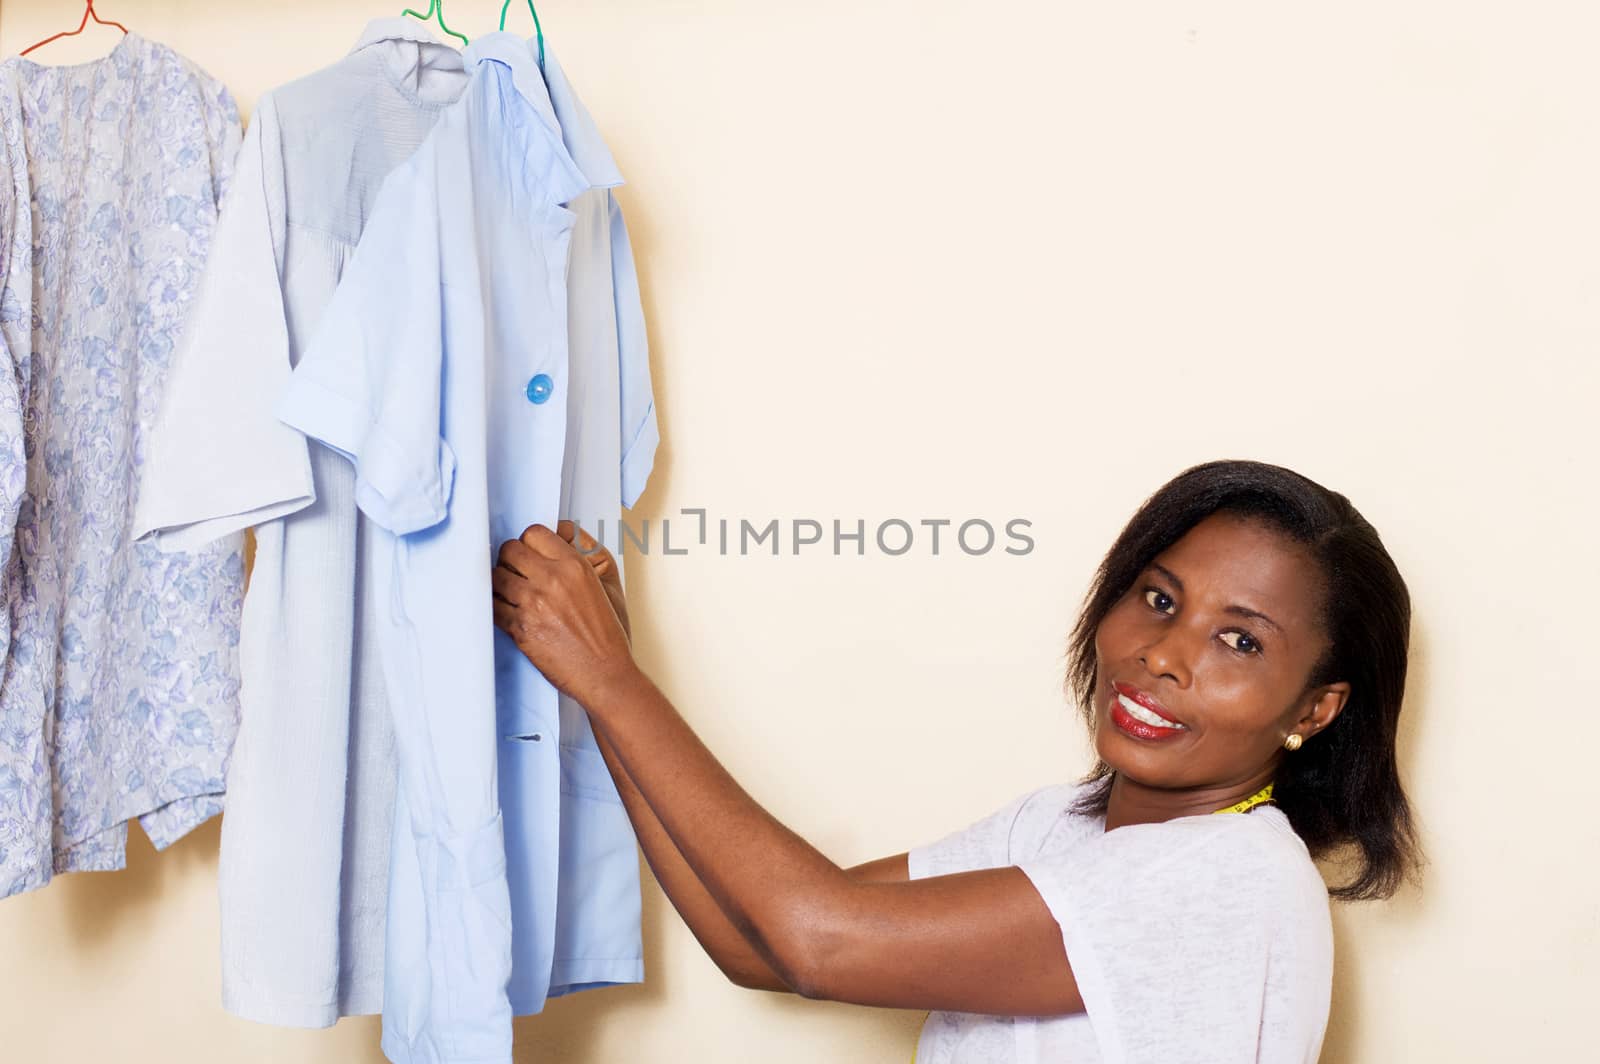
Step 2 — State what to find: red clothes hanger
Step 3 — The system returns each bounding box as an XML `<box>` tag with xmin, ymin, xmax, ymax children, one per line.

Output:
<box><xmin>20</xmin><ymin>2</ymin><xmax>129</xmax><ymax>58</ymax></box>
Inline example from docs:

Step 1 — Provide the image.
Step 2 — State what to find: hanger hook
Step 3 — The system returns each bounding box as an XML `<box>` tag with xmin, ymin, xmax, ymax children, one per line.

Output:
<box><xmin>499</xmin><ymin>0</ymin><xmax>545</xmax><ymax>68</ymax></box>
<box><xmin>402</xmin><ymin>0</ymin><xmax>469</xmax><ymax>48</ymax></box>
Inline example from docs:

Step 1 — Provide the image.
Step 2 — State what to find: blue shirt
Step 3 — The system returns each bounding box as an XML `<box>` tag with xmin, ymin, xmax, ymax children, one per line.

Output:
<box><xmin>276</xmin><ymin>31</ymin><xmax>657</xmax><ymax>1061</ymax></box>
<box><xmin>503</xmin><ymin>46</ymin><xmax>657</xmax><ymax>1012</ymax></box>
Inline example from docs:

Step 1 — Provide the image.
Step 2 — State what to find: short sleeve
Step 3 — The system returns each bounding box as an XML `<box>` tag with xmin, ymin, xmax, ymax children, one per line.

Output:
<box><xmin>907</xmin><ymin>790</ymin><xmax>1040</xmax><ymax>881</ymax></box>
<box><xmin>609</xmin><ymin>192</ymin><xmax>658</xmax><ymax>509</ymax></box>
<box><xmin>274</xmin><ymin>152</ymin><xmax>455</xmax><ymax>537</ymax></box>
<box><xmin>133</xmin><ymin>96</ymin><xmax>315</xmax><ymax>551</ymax></box>
<box><xmin>1017</xmin><ymin>817</ymin><xmax>1320</xmax><ymax>1063</ymax></box>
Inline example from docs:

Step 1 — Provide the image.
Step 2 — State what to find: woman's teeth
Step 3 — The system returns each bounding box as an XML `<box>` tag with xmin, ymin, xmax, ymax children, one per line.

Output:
<box><xmin>1117</xmin><ymin>693</ymin><xmax>1186</xmax><ymax>730</ymax></box>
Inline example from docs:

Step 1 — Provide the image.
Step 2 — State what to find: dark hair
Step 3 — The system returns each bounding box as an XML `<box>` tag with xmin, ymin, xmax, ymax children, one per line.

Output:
<box><xmin>1067</xmin><ymin>459</ymin><xmax>1420</xmax><ymax>901</ymax></box>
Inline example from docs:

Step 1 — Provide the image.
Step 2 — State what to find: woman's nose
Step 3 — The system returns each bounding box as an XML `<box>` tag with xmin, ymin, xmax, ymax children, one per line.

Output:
<box><xmin>1138</xmin><ymin>627</ymin><xmax>1194</xmax><ymax>689</ymax></box>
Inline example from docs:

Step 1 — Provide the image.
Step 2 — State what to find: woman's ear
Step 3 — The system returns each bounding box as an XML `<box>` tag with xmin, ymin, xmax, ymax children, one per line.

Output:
<box><xmin>1293</xmin><ymin>682</ymin><xmax>1351</xmax><ymax>743</ymax></box>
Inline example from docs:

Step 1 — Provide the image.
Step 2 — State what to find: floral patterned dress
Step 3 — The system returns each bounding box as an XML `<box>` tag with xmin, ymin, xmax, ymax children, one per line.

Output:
<box><xmin>0</xmin><ymin>32</ymin><xmax>244</xmax><ymax>898</ymax></box>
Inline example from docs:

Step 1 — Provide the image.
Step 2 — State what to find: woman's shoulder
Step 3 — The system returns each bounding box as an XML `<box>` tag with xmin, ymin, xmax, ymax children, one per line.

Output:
<box><xmin>1000</xmin><ymin>779</ymin><xmax>1110</xmax><ymax>860</ymax></box>
<box><xmin>910</xmin><ymin>780</ymin><xmax>1103</xmax><ymax>879</ymax></box>
<box><xmin>1008</xmin><ymin>802</ymin><xmax>1331</xmax><ymax>987</ymax></box>
<box><xmin>1107</xmin><ymin>805</ymin><xmax>1331</xmax><ymax>918</ymax></box>
<box><xmin>1013</xmin><ymin>791</ymin><xmax>1330</xmax><ymax>913</ymax></box>
<box><xmin>1010</xmin><ymin>779</ymin><xmax>1102</xmax><ymax>821</ymax></box>
<box><xmin>1163</xmin><ymin>803</ymin><xmax>1320</xmax><ymax>875</ymax></box>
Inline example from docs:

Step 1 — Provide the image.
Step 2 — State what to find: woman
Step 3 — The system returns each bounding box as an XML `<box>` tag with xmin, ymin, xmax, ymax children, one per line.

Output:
<box><xmin>489</xmin><ymin>459</ymin><xmax>1420</xmax><ymax>1062</ymax></box>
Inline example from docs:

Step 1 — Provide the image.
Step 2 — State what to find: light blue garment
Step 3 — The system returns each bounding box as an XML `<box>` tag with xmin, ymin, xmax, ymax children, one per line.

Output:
<box><xmin>0</xmin><ymin>33</ymin><xmax>244</xmax><ymax>899</ymax></box>
<box><xmin>276</xmin><ymin>31</ymin><xmax>656</xmax><ymax>1061</ymax></box>
<box><xmin>505</xmin><ymin>45</ymin><xmax>654</xmax><ymax>1014</ymax></box>
<box><xmin>136</xmin><ymin>18</ymin><xmax>468</xmax><ymax>1026</ymax></box>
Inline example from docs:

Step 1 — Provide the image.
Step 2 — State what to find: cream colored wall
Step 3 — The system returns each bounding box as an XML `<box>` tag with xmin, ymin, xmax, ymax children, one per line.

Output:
<box><xmin>0</xmin><ymin>1</ymin><xmax>1595</xmax><ymax>1060</ymax></box>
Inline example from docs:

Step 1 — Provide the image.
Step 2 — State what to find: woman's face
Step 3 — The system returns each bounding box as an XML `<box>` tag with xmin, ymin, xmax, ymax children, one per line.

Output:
<box><xmin>1092</xmin><ymin>511</ymin><xmax>1348</xmax><ymax>790</ymax></box>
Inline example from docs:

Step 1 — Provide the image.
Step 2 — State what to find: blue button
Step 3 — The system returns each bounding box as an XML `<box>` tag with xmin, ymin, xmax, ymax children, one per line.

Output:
<box><xmin>526</xmin><ymin>373</ymin><xmax>554</xmax><ymax>405</ymax></box>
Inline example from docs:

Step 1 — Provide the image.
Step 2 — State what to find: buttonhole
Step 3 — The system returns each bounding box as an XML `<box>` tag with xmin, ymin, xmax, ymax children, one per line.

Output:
<box><xmin>506</xmin><ymin>733</ymin><xmax>543</xmax><ymax>743</ymax></box>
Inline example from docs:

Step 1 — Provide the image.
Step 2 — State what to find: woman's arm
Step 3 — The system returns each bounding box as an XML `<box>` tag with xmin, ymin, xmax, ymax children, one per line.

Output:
<box><xmin>590</xmin><ymin>723</ymin><xmax>908</xmax><ymax>992</ymax></box>
<box><xmin>537</xmin><ymin>520</ymin><xmax>908</xmax><ymax>994</ymax></box>
<box><xmin>492</xmin><ymin>524</ymin><xmax>1083</xmax><ymax>1016</ymax></box>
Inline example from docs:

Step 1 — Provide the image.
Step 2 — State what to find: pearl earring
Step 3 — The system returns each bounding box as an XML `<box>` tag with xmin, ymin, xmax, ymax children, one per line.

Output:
<box><xmin>1283</xmin><ymin>733</ymin><xmax>1303</xmax><ymax>752</ymax></box>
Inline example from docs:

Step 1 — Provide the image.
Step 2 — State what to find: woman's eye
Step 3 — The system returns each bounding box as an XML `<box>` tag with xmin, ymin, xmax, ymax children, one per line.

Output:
<box><xmin>1142</xmin><ymin>587</ymin><xmax>1174</xmax><ymax>613</ymax></box>
<box><xmin>1220</xmin><ymin>631</ymin><xmax>1262</xmax><ymax>655</ymax></box>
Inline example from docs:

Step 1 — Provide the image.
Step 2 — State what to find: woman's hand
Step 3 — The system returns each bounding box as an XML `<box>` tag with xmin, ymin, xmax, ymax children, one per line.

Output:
<box><xmin>492</xmin><ymin>521</ymin><xmax>640</xmax><ymax>707</ymax></box>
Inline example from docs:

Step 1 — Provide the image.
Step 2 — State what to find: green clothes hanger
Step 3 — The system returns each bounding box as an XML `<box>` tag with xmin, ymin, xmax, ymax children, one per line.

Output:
<box><xmin>500</xmin><ymin>0</ymin><xmax>545</xmax><ymax>69</ymax></box>
<box><xmin>402</xmin><ymin>0</ymin><xmax>469</xmax><ymax>48</ymax></box>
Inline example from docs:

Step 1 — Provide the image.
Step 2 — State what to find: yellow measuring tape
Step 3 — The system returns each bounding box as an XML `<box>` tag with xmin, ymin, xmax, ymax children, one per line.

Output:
<box><xmin>909</xmin><ymin>780</ymin><xmax>1277</xmax><ymax>1061</ymax></box>
<box><xmin>1211</xmin><ymin>781</ymin><xmax>1275</xmax><ymax>815</ymax></box>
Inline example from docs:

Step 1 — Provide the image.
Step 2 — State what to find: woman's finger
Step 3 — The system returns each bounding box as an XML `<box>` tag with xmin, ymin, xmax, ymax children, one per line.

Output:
<box><xmin>496</xmin><ymin>536</ymin><xmax>539</xmax><ymax>578</ymax></box>
<box><xmin>491</xmin><ymin>564</ymin><xmax>532</xmax><ymax>606</ymax></box>
<box><xmin>492</xmin><ymin>597</ymin><xmax>523</xmax><ymax>635</ymax></box>
<box><xmin>571</xmin><ymin>523</ymin><xmax>604</xmax><ymax>556</ymax></box>
<box><xmin>519</xmin><ymin>522</ymin><xmax>573</xmax><ymax>561</ymax></box>
<box><xmin>552</xmin><ymin>521</ymin><xmax>610</xmax><ymax>574</ymax></box>
<box><xmin>570</xmin><ymin>527</ymin><xmax>616</xmax><ymax>580</ymax></box>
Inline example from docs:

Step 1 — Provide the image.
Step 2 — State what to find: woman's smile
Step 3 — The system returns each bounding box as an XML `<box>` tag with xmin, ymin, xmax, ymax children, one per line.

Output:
<box><xmin>1109</xmin><ymin>681</ymin><xmax>1190</xmax><ymax>741</ymax></box>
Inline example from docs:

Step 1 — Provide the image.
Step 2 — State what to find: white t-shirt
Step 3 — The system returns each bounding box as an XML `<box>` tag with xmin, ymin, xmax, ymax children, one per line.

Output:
<box><xmin>907</xmin><ymin>781</ymin><xmax>1333</xmax><ymax>1063</ymax></box>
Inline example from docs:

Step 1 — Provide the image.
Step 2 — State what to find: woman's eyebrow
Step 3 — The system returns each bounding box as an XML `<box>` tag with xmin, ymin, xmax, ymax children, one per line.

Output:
<box><xmin>1151</xmin><ymin>562</ymin><xmax>1283</xmax><ymax>633</ymax></box>
<box><xmin>1226</xmin><ymin>604</ymin><xmax>1282</xmax><ymax>633</ymax></box>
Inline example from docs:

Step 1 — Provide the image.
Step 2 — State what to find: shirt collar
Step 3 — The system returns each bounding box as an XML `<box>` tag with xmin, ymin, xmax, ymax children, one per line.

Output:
<box><xmin>463</xmin><ymin>32</ymin><xmax>628</xmax><ymax>198</ymax></box>
<box><xmin>462</xmin><ymin>32</ymin><xmax>563</xmax><ymax>143</ymax></box>
<box><xmin>348</xmin><ymin>23</ymin><xmax>623</xmax><ymax>196</ymax></box>
<box><xmin>348</xmin><ymin>16</ymin><xmax>448</xmax><ymax>56</ymax></box>
<box><xmin>539</xmin><ymin>49</ymin><xmax>624</xmax><ymax>190</ymax></box>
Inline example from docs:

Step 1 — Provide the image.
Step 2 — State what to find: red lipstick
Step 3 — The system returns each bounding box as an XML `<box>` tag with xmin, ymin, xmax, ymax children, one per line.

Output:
<box><xmin>1109</xmin><ymin>681</ymin><xmax>1188</xmax><ymax>742</ymax></box>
